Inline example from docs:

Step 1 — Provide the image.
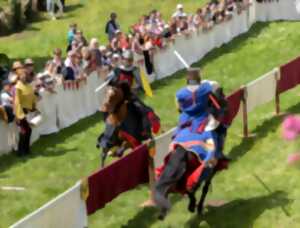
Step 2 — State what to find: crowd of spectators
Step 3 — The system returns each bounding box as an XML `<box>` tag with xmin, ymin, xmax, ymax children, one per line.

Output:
<box><xmin>0</xmin><ymin>0</ymin><xmax>253</xmax><ymax>156</ymax></box>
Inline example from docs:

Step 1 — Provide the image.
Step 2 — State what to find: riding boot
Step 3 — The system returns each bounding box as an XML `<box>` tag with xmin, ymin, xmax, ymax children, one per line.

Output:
<box><xmin>154</xmin><ymin>146</ymin><xmax>188</xmax><ymax>220</ymax></box>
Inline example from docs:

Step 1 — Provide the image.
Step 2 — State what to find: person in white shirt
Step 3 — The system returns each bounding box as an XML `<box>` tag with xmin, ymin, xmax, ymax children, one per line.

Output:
<box><xmin>172</xmin><ymin>4</ymin><xmax>187</xmax><ymax>18</ymax></box>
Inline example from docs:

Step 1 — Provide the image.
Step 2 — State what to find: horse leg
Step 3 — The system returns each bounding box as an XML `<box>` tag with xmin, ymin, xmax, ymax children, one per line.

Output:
<box><xmin>197</xmin><ymin>169</ymin><xmax>216</xmax><ymax>215</ymax></box>
<box><xmin>155</xmin><ymin>146</ymin><xmax>188</xmax><ymax>220</ymax></box>
<box><xmin>187</xmin><ymin>191</ymin><xmax>197</xmax><ymax>213</ymax></box>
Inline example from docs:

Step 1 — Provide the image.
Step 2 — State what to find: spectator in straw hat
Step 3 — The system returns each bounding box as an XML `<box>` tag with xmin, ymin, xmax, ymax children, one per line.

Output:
<box><xmin>172</xmin><ymin>4</ymin><xmax>187</xmax><ymax>18</ymax></box>
<box><xmin>8</xmin><ymin>61</ymin><xmax>23</xmax><ymax>82</ymax></box>
<box><xmin>14</xmin><ymin>67</ymin><xmax>37</xmax><ymax>156</ymax></box>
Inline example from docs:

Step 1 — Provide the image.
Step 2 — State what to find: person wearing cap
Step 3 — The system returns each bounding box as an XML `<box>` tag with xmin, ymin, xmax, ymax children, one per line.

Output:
<box><xmin>14</xmin><ymin>68</ymin><xmax>37</xmax><ymax>156</ymax></box>
<box><xmin>172</xmin><ymin>4</ymin><xmax>187</xmax><ymax>18</ymax></box>
<box><xmin>107</xmin><ymin>50</ymin><xmax>143</xmax><ymax>92</ymax></box>
<box><xmin>105</xmin><ymin>12</ymin><xmax>120</xmax><ymax>41</ymax></box>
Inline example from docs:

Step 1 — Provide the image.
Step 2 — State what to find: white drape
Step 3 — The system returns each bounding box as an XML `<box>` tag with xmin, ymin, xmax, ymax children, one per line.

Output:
<box><xmin>154</xmin><ymin>128</ymin><xmax>176</xmax><ymax>168</ymax></box>
<box><xmin>10</xmin><ymin>181</ymin><xmax>88</xmax><ymax>228</ymax></box>
<box><xmin>245</xmin><ymin>68</ymin><xmax>278</xmax><ymax>113</ymax></box>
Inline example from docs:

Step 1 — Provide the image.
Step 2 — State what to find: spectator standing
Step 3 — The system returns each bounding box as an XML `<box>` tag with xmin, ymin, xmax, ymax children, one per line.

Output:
<box><xmin>14</xmin><ymin>68</ymin><xmax>37</xmax><ymax>156</ymax></box>
<box><xmin>105</xmin><ymin>12</ymin><xmax>120</xmax><ymax>41</ymax></box>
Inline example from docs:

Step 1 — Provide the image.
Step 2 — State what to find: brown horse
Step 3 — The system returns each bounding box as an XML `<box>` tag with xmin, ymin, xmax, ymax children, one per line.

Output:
<box><xmin>97</xmin><ymin>83</ymin><xmax>160</xmax><ymax>167</ymax></box>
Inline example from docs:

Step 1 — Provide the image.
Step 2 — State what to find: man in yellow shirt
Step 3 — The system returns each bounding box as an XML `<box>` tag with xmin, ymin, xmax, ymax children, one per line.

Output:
<box><xmin>14</xmin><ymin>67</ymin><xmax>37</xmax><ymax>156</ymax></box>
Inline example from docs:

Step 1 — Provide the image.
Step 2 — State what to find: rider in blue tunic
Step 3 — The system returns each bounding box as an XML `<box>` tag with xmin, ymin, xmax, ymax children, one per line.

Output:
<box><xmin>172</xmin><ymin>68</ymin><xmax>223</xmax><ymax>162</ymax></box>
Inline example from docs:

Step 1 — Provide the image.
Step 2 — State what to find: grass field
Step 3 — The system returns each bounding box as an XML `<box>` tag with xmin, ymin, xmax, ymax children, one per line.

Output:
<box><xmin>1</xmin><ymin>1</ymin><xmax>300</xmax><ymax>227</ymax></box>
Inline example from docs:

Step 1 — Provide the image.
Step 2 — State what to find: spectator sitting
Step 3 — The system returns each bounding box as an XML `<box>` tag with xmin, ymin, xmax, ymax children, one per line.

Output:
<box><xmin>105</xmin><ymin>12</ymin><xmax>120</xmax><ymax>41</ymax></box>
<box><xmin>172</xmin><ymin>4</ymin><xmax>187</xmax><ymax>18</ymax></box>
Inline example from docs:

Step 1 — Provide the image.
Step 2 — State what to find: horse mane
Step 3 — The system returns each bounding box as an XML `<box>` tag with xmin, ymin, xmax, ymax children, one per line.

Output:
<box><xmin>102</xmin><ymin>86</ymin><xmax>128</xmax><ymax>126</ymax></box>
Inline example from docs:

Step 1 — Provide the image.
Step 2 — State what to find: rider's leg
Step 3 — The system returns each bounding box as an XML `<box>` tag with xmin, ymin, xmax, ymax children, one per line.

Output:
<box><xmin>215</xmin><ymin>124</ymin><xmax>228</xmax><ymax>159</ymax></box>
<box><xmin>155</xmin><ymin>146</ymin><xmax>188</xmax><ymax>219</ymax></box>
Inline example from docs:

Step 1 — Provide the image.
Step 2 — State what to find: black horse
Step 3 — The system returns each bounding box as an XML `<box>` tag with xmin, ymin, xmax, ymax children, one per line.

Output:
<box><xmin>154</xmin><ymin>125</ymin><xmax>229</xmax><ymax>220</ymax></box>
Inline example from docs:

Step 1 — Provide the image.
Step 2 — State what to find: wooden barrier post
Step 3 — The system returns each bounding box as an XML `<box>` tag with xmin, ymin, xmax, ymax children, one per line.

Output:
<box><xmin>275</xmin><ymin>70</ymin><xmax>281</xmax><ymax>115</ymax></box>
<box><xmin>141</xmin><ymin>142</ymin><xmax>157</xmax><ymax>207</ymax></box>
<box><xmin>241</xmin><ymin>86</ymin><xmax>249</xmax><ymax>138</ymax></box>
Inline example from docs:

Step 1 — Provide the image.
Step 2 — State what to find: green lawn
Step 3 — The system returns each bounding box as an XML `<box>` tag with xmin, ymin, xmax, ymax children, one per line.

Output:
<box><xmin>1</xmin><ymin>1</ymin><xmax>300</xmax><ymax>228</ymax></box>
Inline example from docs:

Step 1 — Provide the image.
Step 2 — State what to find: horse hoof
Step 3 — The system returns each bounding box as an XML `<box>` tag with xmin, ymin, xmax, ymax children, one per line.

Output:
<box><xmin>158</xmin><ymin>208</ymin><xmax>168</xmax><ymax>220</ymax></box>
<box><xmin>188</xmin><ymin>203</ymin><xmax>196</xmax><ymax>213</ymax></box>
<box><xmin>188</xmin><ymin>196</ymin><xmax>196</xmax><ymax>213</ymax></box>
<box><xmin>197</xmin><ymin>206</ymin><xmax>204</xmax><ymax>215</ymax></box>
